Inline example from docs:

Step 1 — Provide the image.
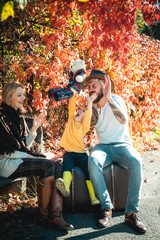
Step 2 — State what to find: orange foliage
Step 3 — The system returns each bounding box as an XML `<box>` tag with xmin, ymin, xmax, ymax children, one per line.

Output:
<box><xmin>0</xmin><ymin>0</ymin><xmax>159</xmax><ymax>153</ymax></box>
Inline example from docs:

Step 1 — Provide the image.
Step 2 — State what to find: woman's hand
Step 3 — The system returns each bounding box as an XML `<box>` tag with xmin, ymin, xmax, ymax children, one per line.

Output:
<box><xmin>31</xmin><ymin>112</ymin><xmax>46</xmax><ymax>134</ymax></box>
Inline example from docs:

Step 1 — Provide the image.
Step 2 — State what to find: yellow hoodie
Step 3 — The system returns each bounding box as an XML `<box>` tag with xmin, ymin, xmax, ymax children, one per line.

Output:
<box><xmin>59</xmin><ymin>96</ymin><xmax>91</xmax><ymax>153</ymax></box>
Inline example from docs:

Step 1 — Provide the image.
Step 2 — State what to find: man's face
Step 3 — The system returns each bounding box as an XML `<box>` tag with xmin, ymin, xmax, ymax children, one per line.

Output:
<box><xmin>86</xmin><ymin>78</ymin><xmax>103</xmax><ymax>103</ymax></box>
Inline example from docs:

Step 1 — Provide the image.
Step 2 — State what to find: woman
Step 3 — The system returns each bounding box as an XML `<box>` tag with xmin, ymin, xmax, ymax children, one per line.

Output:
<box><xmin>0</xmin><ymin>82</ymin><xmax>74</xmax><ymax>231</ymax></box>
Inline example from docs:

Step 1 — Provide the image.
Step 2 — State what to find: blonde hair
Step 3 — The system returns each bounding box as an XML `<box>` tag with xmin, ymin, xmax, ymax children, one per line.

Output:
<box><xmin>2</xmin><ymin>82</ymin><xmax>24</xmax><ymax>105</ymax></box>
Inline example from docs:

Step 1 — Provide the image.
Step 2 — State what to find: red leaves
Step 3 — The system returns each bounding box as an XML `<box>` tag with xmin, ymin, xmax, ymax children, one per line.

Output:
<box><xmin>141</xmin><ymin>2</ymin><xmax>160</xmax><ymax>24</ymax></box>
<box><xmin>70</xmin><ymin>2</ymin><xmax>75</xmax><ymax>9</ymax></box>
<box><xmin>42</xmin><ymin>33</ymin><xmax>56</xmax><ymax>48</ymax></box>
<box><xmin>33</xmin><ymin>91</ymin><xmax>48</xmax><ymax>111</ymax></box>
<box><xmin>10</xmin><ymin>62</ymin><xmax>26</xmax><ymax>83</ymax></box>
<box><xmin>1</xmin><ymin>0</ymin><xmax>159</xmax><ymax>154</ymax></box>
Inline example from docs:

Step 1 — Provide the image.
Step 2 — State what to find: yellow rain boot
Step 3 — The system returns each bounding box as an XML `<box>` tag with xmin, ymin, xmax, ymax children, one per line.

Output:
<box><xmin>86</xmin><ymin>180</ymin><xmax>100</xmax><ymax>205</ymax></box>
<box><xmin>56</xmin><ymin>171</ymin><xmax>72</xmax><ymax>197</ymax></box>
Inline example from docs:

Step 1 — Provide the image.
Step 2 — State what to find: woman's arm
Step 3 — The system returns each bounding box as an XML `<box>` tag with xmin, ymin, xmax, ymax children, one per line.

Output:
<box><xmin>25</xmin><ymin>130</ymin><xmax>37</xmax><ymax>147</ymax></box>
<box><xmin>3</xmin><ymin>151</ymin><xmax>28</xmax><ymax>159</ymax></box>
<box><xmin>3</xmin><ymin>150</ymin><xmax>38</xmax><ymax>159</ymax></box>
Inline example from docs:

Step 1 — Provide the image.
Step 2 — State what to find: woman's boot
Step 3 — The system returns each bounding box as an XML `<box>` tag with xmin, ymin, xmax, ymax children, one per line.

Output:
<box><xmin>37</xmin><ymin>176</ymin><xmax>55</xmax><ymax>223</ymax></box>
<box><xmin>49</xmin><ymin>183</ymin><xmax>74</xmax><ymax>231</ymax></box>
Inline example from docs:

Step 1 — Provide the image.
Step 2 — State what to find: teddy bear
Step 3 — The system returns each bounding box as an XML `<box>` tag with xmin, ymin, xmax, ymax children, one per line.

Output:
<box><xmin>48</xmin><ymin>60</ymin><xmax>86</xmax><ymax>101</ymax></box>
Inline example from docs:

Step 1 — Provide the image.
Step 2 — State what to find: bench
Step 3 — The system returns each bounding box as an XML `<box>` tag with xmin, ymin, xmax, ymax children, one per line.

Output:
<box><xmin>0</xmin><ymin>117</ymin><xmax>129</xmax><ymax>212</ymax></box>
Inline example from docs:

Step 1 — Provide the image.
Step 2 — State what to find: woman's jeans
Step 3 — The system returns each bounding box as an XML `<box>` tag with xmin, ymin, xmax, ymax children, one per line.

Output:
<box><xmin>88</xmin><ymin>143</ymin><xmax>143</xmax><ymax>213</ymax></box>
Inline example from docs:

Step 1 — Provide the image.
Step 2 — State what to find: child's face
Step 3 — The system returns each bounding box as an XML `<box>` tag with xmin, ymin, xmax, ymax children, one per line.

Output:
<box><xmin>74</xmin><ymin>109</ymin><xmax>85</xmax><ymax>123</ymax></box>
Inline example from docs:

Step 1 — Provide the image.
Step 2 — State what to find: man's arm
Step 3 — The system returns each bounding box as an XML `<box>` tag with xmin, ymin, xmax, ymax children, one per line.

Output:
<box><xmin>108</xmin><ymin>97</ymin><xmax>126</xmax><ymax>124</ymax></box>
<box><xmin>101</xmin><ymin>75</ymin><xmax>127</xmax><ymax>124</ymax></box>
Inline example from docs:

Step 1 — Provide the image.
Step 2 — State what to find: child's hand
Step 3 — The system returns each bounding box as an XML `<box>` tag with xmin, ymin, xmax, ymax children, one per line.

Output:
<box><xmin>87</xmin><ymin>93</ymin><xmax>98</xmax><ymax>110</ymax></box>
<box><xmin>87</xmin><ymin>93</ymin><xmax>98</xmax><ymax>103</ymax></box>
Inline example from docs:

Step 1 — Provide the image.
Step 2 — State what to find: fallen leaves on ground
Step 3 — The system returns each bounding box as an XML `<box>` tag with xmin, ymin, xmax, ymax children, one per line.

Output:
<box><xmin>0</xmin><ymin>191</ymin><xmax>38</xmax><ymax>213</ymax></box>
<box><xmin>144</xmin><ymin>177</ymin><xmax>148</xmax><ymax>183</ymax></box>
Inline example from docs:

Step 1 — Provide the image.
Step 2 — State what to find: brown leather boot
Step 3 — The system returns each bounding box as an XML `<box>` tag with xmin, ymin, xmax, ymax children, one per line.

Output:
<box><xmin>37</xmin><ymin>176</ymin><xmax>55</xmax><ymax>223</ymax></box>
<box><xmin>49</xmin><ymin>184</ymin><xmax>74</xmax><ymax>231</ymax></box>
<box><xmin>97</xmin><ymin>209</ymin><xmax>112</xmax><ymax>228</ymax></box>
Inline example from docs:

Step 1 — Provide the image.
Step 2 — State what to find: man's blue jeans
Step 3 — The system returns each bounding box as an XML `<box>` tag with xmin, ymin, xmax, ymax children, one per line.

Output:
<box><xmin>88</xmin><ymin>143</ymin><xmax>143</xmax><ymax>213</ymax></box>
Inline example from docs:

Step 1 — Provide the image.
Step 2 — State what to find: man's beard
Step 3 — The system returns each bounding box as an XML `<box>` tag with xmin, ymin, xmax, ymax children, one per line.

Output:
<box><xmin>92</xmin><ymin>89</ymin><xmax>103</xmax><ymax>103</ymax></box>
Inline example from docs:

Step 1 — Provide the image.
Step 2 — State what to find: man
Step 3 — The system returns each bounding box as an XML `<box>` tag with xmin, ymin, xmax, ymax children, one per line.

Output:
<box><xmin>84</xmin><ymin>69</ymin><xmax>146</xmax><ymax>234</ymax></box>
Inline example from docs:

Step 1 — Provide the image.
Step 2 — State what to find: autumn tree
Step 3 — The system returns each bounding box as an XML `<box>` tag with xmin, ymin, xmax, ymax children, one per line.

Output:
<box><xmin>0</xmin><ymin>0</ymin><xmax>160</xmax><ymax>152</ymax></box>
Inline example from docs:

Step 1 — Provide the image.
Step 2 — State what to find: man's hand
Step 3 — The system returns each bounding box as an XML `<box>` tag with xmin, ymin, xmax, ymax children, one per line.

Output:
<box><xmin>101</xmin><ymin>75</ymin><xmax>112</xmax><ymax>102</ymax></box>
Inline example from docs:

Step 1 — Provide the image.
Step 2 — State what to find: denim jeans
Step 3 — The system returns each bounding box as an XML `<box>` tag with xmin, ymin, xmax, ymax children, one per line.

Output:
<box><xmin>88</xmin><ymin>143</ymin><xmax>143</xmax><ymax>213</ymax></box>
<box><xmin>63</xmin><ymin>151</ymin><xmax>90</xmax><ymax>180</ymax></box>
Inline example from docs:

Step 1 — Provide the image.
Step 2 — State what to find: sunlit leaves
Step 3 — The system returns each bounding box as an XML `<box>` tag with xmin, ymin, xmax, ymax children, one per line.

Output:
<box><xmin>141</xmin><ymin>1</ymin><xmax>160</xmax><ymax>24</ymax></box>
<box><xmin>0</xmin><ymin>0</ymin><xmax>160</xmax><ymax>153</ymax></box>
<box><xmin>0</xmin><ymin>192</ymin><xmax>37</xmax><ymax>212</ymax></box>
<box><xmin>78</xmin><ymin>0</ymin><xmax>89</xmax><ymax>2</ymax></box>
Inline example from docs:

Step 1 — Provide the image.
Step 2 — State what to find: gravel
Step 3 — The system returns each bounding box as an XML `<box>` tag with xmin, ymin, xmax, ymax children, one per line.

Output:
<box><xmin>0</xmin><ymin>150</ymin><xmax>159</xmax><ymax>240</ymax></box>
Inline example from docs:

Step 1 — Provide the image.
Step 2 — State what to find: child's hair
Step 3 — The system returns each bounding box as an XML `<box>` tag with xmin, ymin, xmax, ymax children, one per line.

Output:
<box><xmin>2</xmin><ymin>82</ymin><xmax>24</xmax><ymax>105</ymax></box>
<box><xmin>91</xmin><ymin>107</ymin><xmax>98</xmax><ymax>127</ymax></box>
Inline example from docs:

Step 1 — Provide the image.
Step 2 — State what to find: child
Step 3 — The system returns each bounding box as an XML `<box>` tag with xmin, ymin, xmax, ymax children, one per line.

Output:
<box><xmin>56</xmin><ymin>93</ymin><xmax>100</xmax><ymax>205</ymax></box>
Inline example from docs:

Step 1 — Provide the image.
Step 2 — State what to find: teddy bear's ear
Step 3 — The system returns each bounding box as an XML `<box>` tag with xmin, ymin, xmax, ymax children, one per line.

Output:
<box><xmin>71</xmin><ymin>60</ymin><xmax>85</xmax><ymax>73</ymax></box>
<box><xmin>81</xmin><ymin>60</ymin><xmax>85</xmax><ymax>68</ymax></box>
<box><xmin>71</xmin><ymin>64</ymin><xmax>76</xmax><ymax>72</ymax></box>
